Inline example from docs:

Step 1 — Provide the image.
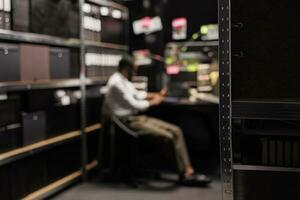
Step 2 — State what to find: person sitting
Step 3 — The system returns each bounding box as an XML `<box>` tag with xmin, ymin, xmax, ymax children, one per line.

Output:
<box><xmin>104</xmin><ymin>55</ymin><xmax>211</xmax><ymax>185</ymax></box>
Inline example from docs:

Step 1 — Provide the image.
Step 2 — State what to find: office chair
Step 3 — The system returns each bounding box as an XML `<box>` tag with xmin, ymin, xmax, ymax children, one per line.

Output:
<box><xmin>98</xmin><ymin>103</ymin><xmax>180</xmax><ymax>186</ymax></box>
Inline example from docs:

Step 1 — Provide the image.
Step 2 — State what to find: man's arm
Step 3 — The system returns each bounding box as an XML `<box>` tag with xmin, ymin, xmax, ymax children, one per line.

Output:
<box><xmin>112</xmin><ymin>84</ymin><xmax>150</xmax><ymax>111</ymax></box>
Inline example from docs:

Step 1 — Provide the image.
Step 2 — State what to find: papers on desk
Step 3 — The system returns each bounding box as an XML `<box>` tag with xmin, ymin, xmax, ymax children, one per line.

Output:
<box><xmin>197</xmin><ymin>93</ymin><xmax>219</xmax><ymax>104</ymax></box>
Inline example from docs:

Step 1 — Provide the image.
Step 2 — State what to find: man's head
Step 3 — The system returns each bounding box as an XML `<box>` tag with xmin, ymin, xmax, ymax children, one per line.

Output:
<box><xmin>118</xmin><ymin>55</ymin><xmax>136</xmax><ymax>80</ymax></box>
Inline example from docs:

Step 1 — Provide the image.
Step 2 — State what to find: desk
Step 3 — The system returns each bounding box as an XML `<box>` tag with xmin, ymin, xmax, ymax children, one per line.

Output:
<box><xmin>145</xmin><ymin>98</ymin><xmax>219</xmax><ymax>158</ymax></box>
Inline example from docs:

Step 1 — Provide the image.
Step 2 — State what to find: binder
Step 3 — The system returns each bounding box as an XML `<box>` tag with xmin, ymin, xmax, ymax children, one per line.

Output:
<box><xmin>3</xmin><ymin>0</ymin><xmax>11</xmax><ymax>30</ymax></box>
<box><xmin>20</xmin><ymin>44</ymin><xmax>50</xmax><ymax>81</ymax></box>
<box><xmin>12</xmin><ymin>0</ymin><xmax>29</xmax><ymax>31</ymax></box>
<box><xmin>0</xmin><ymin>0</ymin><xmax>4</xmax><ymax>29</ymax></box>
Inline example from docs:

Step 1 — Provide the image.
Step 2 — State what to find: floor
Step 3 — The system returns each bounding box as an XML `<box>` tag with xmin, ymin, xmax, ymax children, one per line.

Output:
<box><xmin>52</xmin><ymin>175</ymin><xmax>221</xmax><ymax>200</ymax></box>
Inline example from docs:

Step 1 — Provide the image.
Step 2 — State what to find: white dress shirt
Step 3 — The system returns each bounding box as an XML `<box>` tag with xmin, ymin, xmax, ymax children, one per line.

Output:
<box><xmin>105</xmin><ymin>72</ymin><xmax>150</xmax><ymax>117</ymax></box>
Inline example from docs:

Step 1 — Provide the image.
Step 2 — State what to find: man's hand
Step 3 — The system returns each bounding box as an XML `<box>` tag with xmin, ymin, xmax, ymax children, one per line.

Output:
<box><xmin>149</xmin><ymin>93</ymin><xmax>164</xmax><ymax>106</ymax></box>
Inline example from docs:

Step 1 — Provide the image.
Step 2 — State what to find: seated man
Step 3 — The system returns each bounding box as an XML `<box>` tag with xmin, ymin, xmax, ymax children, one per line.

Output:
<box><xmin>105</xmin><ymin>55</ymin><xmax>211</xmax><ymax>185</ymax></box>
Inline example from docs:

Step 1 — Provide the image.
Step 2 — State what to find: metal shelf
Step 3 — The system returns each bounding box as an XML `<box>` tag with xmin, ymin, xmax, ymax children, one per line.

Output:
<box><xmin>166</xmin><ymin>41</ymin><xmax>219</xmax><ymax>48</ymax></box>
<box><xmin>233</xmin><ymin>164</ymin><xmax>300</xmax><ymax>173</ymax></box>
<box><xmin>0</xmin><ymin>79</ymin><xmax>83</xmax><ymax>92</ymax></box>
<box><xmin>0</xmin><ymin>130</ymin><xmax>81</xmax><ymax>167</ymax></box>
<box><xmin>84</xmin><ymin>40</ymin><xmax>129</xmax><ymax>51</ymax></box>
<box><xmin>22</xmin><ymin>160</ymin><xmax>99</xmax><ymax>200</ymax></box>
<box><xmin>232</xmin><ymin>101</ymin><xmax>300</xmax><ymax>120</ymax></box>
<box><xmin>85</xmin><ymin>123</ymin><xmax>102</xmax><ymax>133</ymax></box>
<box><xmin>86</xmin><ymin>0</ymin><xmax>128</xmax><ymax>11</ymax></box>
<box><xmin>0</xmin><ymin>124</ymin><xmax>102</xmax><ymax>167</ymax></box>
<box><xmin>85</xmin><ymin>77</ymin><xmax>107</xmax><ymax>86</ymax></box>
<box><xmin>0</xmin><ymin>29</ymin><xmax>81</xmax><ymax>48</ymax></box>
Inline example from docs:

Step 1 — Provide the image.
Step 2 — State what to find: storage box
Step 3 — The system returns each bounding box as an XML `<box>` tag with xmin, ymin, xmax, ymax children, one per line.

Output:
<box><xmin>50</xmin><ymin>48</ymin><xmax>71</xmax><ymax>79</ymax></box>
<box><xmin>0</xmin><ymin>124</ymin><xmax>22</xmax><ymax>153</ymax></box>
<box><xmin>20</xmin><ymin>44</ymin><xmax>50</xmax><ymax>81</ymax></box>
<box><xmin>0</xmin><ymin>43</ymin><xmax>20</xmax><ymax>82</ymax></box>
<box><xmin>22</xmin><ymin>111</ymin><xmax>46</xmax><ymax>145</ymax></box>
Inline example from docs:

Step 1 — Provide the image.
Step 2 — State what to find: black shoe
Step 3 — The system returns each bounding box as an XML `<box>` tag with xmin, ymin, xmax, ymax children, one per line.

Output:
<box><xmin>180</xmin><ymin>173</ymin><xmax>212</xmax><ymax>187</ymax></box>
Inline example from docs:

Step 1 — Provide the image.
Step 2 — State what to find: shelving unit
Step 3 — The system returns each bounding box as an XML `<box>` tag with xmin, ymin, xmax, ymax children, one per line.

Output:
<box><xmin>0</xmin><ymin>0</ymin><xmax>129</xmax><ymax>199</ymax></box>
<box><xmin>22</xmin><ymin>160</ymin><xmax>99</xmax><ymax>200</ymax></box>
<box><xmin>0</xmin><ymin>29</ymin><xmax>81</xmax><ymax>48</ymax></box>
<box><xmin>219</xmin><ymin>0</ymin><xmax>300</xmax><ymax>200</ymax></box>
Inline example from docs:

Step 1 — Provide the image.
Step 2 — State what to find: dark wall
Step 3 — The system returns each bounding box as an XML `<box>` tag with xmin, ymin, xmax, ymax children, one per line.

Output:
<box><xmin>126</xmin><ymin>0</ymin><xmax>218</xmax><ymax>51</ymax></box>
<box><xmin>164</xmin><ymin>0</ymin><xmax>218</xmax><ymax>42</ymax></box>
<box><xmin>124</xmin><ymin>0</ymin><xmax>218</xmax><ymax>91</ymax></box>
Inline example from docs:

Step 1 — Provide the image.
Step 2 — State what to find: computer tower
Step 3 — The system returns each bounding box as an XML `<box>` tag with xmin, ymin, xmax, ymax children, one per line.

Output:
<box><xmin>0</xmin><ymin>43</ymin><xmax>20</xmax><ymax>82</ymax></box>
<box><xmin>20</xmin><ymin>44</ymin><xmax>50</xmax><ymax>81</ymax></box>
<box><xmin>50</xmin><ymin>47</ymin><xmax>71</xmax><ymax>79</ymax></box>
<box><xmin>22</xmin><ymin>111</ymin><xmax>46</xmax><ymax>145</ymax></box>
<box><xmin>11</xmin><ymin>0</ymin><xmax>30</xmax><ymax>32</ymax></box>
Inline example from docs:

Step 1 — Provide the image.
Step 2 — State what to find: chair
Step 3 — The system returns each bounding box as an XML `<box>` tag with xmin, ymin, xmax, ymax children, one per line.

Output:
<box><xmin>98</xmin><ymin>103</ymin><xmax>180</xmax><ymax>185</ymax></box>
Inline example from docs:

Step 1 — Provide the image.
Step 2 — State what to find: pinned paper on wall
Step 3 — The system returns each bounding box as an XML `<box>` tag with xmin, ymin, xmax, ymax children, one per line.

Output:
<box><xmin>172</xmin><ymin>18</ymin><xmax>187</xmax><ymax>40</ymax></box>
<box><xmin>133</xmin><ymin>16</ymin><xmax>163</xmax><ymax>35</ymax></box>
<box><xmin>133</xmin><ymin>49</ymin><xmax>152</xmax><ymax>66</ymax></box>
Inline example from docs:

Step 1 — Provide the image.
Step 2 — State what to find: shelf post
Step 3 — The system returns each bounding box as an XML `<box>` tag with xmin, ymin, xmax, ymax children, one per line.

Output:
<box><xmin>79</xmin><ymin>0</ymin><xmax>89</xmax><ymax>181</ymax></box>
<box><xmin>219</xmin><ymin>0</ymin><xmax>234</xmax><ymax>199</ymax></box>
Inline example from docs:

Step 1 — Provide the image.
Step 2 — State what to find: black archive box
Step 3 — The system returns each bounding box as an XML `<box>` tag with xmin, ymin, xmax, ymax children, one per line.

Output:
<box><xmin>0</xmin><ymin>125</ymin><xmax>22</xmax><ymax>154</ymax></box>
<box><xmin>0</xmin><ymin>165</ymin><xmax>12</xmax><ymax>200</ymax></box>
<box><xmin>46</xmin><ymin>139</ymin><xmax>81</xmax><ymax>183</ymax></box>
<box><xmin>0</xmin><ymin>43</ymin><xmax>20</xmax><ymax>82</ymax></box>
<box><xmin>50</xmin><ymin>48</ymin><xmax>71</xmax><ymax>79</ymax></box>
<box><xmin>46</xmin><ymin>104</ymin><xmax>80</xmax><ymax>138</ymax></box>
<box><xmin>0</xmin><ymin>94</ymin><xmax>21</xmax><ymax>127</ymax></box>
<box><xmin>10</xmin><ymin>153</ymin><xmax>47</xmax><ymax>200</ymax></box>
<box><xmin>22</xmin><ymin>111</ymin><xmax>46</xmax><ymax>146</ymax></box>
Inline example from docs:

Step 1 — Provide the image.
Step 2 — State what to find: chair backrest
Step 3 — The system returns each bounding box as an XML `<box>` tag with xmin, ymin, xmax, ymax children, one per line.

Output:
<box><xmin>101</xmin><ymin>101</ymin><xmax>138</xmax><ymax>138</ymax></box>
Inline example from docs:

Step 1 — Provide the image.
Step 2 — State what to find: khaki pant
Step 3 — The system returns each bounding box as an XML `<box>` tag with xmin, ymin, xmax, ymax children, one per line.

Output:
<box><xmin>127</xmin><ymin>115</ymin><xmax>191</xmax><ymax>172</ymax></box>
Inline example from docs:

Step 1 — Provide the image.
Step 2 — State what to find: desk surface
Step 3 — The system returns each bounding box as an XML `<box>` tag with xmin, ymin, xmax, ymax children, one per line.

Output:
<box><xmin>163</xmin><ymin>96</ymin><xmax>219</xmax><ymax>106</ymax></box>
